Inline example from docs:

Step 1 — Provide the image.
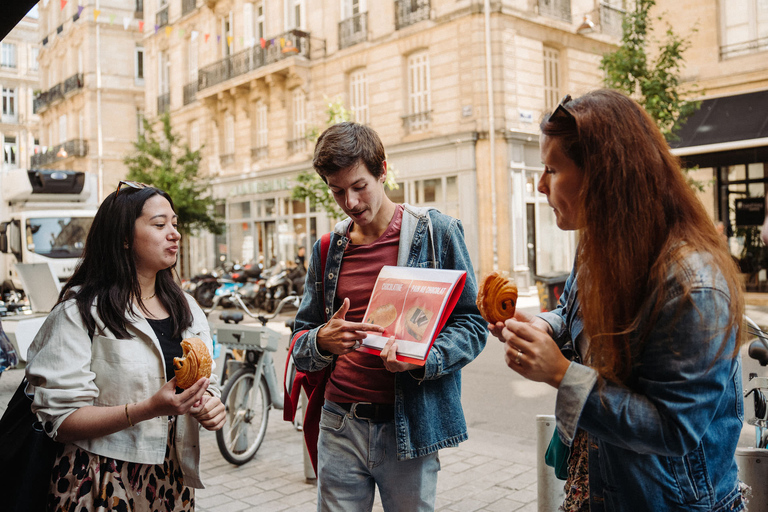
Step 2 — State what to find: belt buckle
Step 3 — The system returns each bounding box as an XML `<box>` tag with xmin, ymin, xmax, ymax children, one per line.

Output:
<box><xmin>351</xmin><ymin>402</ymin><xmax>373</xmax><ymax>420</ymax></box>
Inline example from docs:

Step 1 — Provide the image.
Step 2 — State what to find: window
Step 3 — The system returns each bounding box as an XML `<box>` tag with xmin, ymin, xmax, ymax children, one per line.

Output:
<box><xmin>158</xmin><ymin>50</ymin><xmax>169</xmax><ymax>94</ymax></box>
<box><xmin>187</xmin><ymin>38</ymin><xmax>198</xmax><ymax>82</ymax></box>
<box><xmin>292</xmin><ymin>90</ymin><xmax>306</xmax><ymax>141</ymax></box>
<box><xmin>349</xmin><ymin>69</ymin><xmax>368</xmax><ymax>124</ymax></box>
<box><xmin>221</xmin><ymin>13</ymin><xmax>233</xmax><ymax>56</ymax></box>
<box><xmin>30</xmin><ymin>47</ymin><xmax>39</xmax><ymax>71</ymax></box>
<box><xmin>343</xmin><ymin>0</ymin><xmax>366</xmax><ymax>18</ymax></box>
<box><xmin>406</xmin><ymin>51</ymin><xmax>431</xmax><ymax>132</ymax></box>
<box><xmin>58</xmin><ymin>114</ymin><xmax>67</xmax><ymax>144</ymax></box>
<box><xmin>256</xmin><ymin>2</ymin><xmax>265</xmax><ymax>40</ymax></box>
<box><xmin>285</xmin><ymin>0</ymin><xmax>305</xmax><ymax>30</ymax></box>
<box><xmin>137</xmin><ymin>108</ymin><xmax>145</xmax><ymax>138</ymax></box>
<box><xmin>2</xmin><ymin>88</ymin><xmax>16</xmax><ymax>117</ymax></box>
<box><xmin>244</xmin><ymin>3</ymin><xmax>255</xmax><ymax>45</ymax></box>
<box><xmin>190</xmin><ymin>120</ymin><xmax>200</xmax><ymax>150</ymax></box>
<box><xmin>543</xmin><ymin>46</ymin><xmax>560</xmax><ymax>112</ymax></box>
<box><xmin>256</xmin><ymin>101</ymin><xmax>268</xmax><ymax>148</ymax></box>
<box><xmin>1</xmin><ymin>43</ymin><xmax>16</xmax><ymax>68</ymax></box>
<box><xmin>720</xmin><ymin>0</ymin><xmax>768</xmax><ymax>57</ymax></box>
<box><xmin>224</xmin><ymin>113</ymin><xmax>235</xmax><ymax>155</ymax></box>
<box><xmin>3</xmin><ymin>136</ymin><xmax>16</xmax><ymax>166</ymax></box>
<box><xmin>135</xmin><ymin>47</ymin><xmax>145</xmax><ymax>83</ymax></box>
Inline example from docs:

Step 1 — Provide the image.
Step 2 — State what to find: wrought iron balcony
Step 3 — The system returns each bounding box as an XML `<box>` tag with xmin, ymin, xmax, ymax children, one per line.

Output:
<box><xmin>395</xmin><ymin>0</ymin><xmax>430</xmax><ymax>30</ymax></box>
<box><xmin>538</xmin><ymin>0</ymin><xmax>571</xmax><ymax>23</ymax></box>
<box><xmin>197</xmin><ymin>30</ymin><xmax>311</xmax><ymax>91</ymax></box>
<box><xmin>157</xmin><ymin>92</ymin><xmax>170</xmax><ymax>114</ymax></box>
<box><xmin>402</xmin><ymin>111</ymin><xmax>432</xmax><ymax>134</ymax></box>
<box><xmin>183</xmin><ymin>81</ymin><xmax>197</xmax><ymax>105</ymax></box>
<box><xmin>287</xmin><ymin>138</ymin><xmax>308</xmax><ymax>155</ymax></box>
<box><xmin>63</xmin><ymin>73</ymin><xmax>84</xmax><ymax>95</ymax></box>
<box><xmin>31</xmin><ymin>139</ymin><xmax>88</xmax><ymax>167</ymax></box>
<box><xmin>599</xmin><ymin>2</ymin><xmax>624</xmax><ymax>38</ymax></box>
<box><xmin>156</xmin><ymin>5</ymin><xmax>169</xmax><ymax>28</ymax></box>
<box><xmin>251</xmin><ymin>146</ymin><xmax>268</xmax><ymax>160</ymax></box>
<box><xmin>339</xmin><ymin>12</ymin><xmax>368</xmax><ymax>50</ymax></box>
<box><xmin>182</xmin><ymin>0</ymin><xmax>197</xmax><ymax>17</ymax></box>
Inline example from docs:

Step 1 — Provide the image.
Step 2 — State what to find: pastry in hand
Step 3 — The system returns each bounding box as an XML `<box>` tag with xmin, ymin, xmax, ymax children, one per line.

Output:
<box><xmin>404</xmin><ymin>305</ymin><xmax>433</xmax><ymax>341</ymax></box>
<box><xmin>477</xmin><ymin>271</ymin><xmax>518</xmax><ymax>324</ymax></box>
<box><xmin>367</xmin><ymin>303</ymin><xmax>398</xmax><ymax>329</ymax></box>
<box><xmin>173</xmin><ymin>337</ymin><xmax>213</xmax><ymax>389</ymax></box>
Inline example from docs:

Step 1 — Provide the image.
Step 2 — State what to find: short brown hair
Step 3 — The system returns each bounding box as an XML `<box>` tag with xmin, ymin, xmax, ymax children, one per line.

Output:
<box><xmin>313</xmin><ymin>122</ymin><xmax>386</xmax><ymax>179</ymax></box>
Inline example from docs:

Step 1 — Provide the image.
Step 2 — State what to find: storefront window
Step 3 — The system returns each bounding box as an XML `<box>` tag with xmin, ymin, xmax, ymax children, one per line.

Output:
<box><xmin>386</xmin><ymin>181</ymin><xmax>405</xmax><ymax>203</ymax></box>
<box><xmin>229</xmin><ymin>201</ymin><xmax>251</xmax><ymax>219</ymax></box>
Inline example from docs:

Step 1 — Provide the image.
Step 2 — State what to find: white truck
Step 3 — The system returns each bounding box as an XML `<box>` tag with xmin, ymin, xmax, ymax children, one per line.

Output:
<box><xmin>0</xmin><ymin>168</ymin><xmax>97</xmax><ymax>363</ymax></box>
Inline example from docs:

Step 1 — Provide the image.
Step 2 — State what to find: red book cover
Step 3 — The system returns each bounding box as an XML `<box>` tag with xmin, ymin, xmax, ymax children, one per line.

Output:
<box><xmin>358</xmin><ymin>266</ymin><xmax>466</xmax><ymax>365</ymax></box>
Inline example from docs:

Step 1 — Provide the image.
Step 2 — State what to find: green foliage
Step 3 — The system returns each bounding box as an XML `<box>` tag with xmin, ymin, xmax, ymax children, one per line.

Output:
<box><xmin>123</xmin><ymin>113</ymin><xmax>223</xmax><ymax>235</ymax></box>
<box><xmin>600</xmin><ymin>0</ymin><xmax>699</xmax><ymax>139</ymax></box>
<box><xmin>291</xmin><ymin>96</ymin><xmax>399</xmax><ymax>221</ymax></box>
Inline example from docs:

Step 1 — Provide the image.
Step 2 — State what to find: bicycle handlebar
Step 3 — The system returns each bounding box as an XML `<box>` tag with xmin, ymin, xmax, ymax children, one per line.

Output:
<box><xmin>203</xmin><ymin>288</ymin><xmax>302</xmax><ymax>325</ymax></box>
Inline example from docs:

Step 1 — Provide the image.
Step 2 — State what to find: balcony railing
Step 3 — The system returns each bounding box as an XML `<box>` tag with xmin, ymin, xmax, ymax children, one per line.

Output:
<box><xmin>251</xmin><ymin>146</ymin><xmax>268</xmax><ymax>160</ymax></box>
<box><xmin>182</xmin><ymin>0</ymin><xmax>196</xmax><ymax>16</ymax></box>
<box><xmin>33</xmin><ymin>72</ymin><xmax>84</xmax><ymax>113</ymax></box>
<box><xmin>183</xmin><ymin>81</ymin><xmax>197</xmax><ymax>105</ymax></box>
<box><xmin>402</xmin><ymin>110</ymin><xmax>432</xmax><ymax>134</ymax></box>
<box><xmin>720</xmin><ymin>36</ymin><xmax>768</xmax><ymax>59</ymax></box>
<box><xmin>538</xmin><ymin>0</ymin><xmax>571</xmax><ymax>23</ymax></box>
<box><xmin>156</xmin><ymin>6</ymin><xmax>169</xmax><ymax>28</ymax></box>
<box><xmin>157</xmin><ymin>92</ymin><xmax>170</xmax><ymax>114</ymax></box>
<box><xmin>31</xmin><ymin>139</ymin><xmax>88</xmax><ymax>167</ymax></box>
<box><xmin>198</xmin><ymin>29</ymin><xmax>311</xmax><ymax>91</ymax></box>
<box><xmin>599</xmin><ymin>2</ymin><xmax>624</xmax><ymax>38</ymax></box>
<box><xmin>339</xmin><ymin>12</ymin><xmax>368</xmax><ymax>49</ymax></box>
<box><xmin>395</xmin><ymin>0</ymin><xmax>430</xmax><ymax>30</ymax></box>
<box><xmin>287</xmin><ymin>138</ymin><xmax>308</xmax><ymax>155</ymax></box>
<box><xmin>220</xmin><ymin>153</ymin><xmax>235</xmax><ymax>167</ymax></box>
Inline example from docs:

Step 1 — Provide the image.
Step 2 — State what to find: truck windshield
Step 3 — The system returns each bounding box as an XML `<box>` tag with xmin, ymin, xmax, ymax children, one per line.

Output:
<box><xmin>26</xmin><ymin>217</ymin><xmax>93</xmax><ymax>259</ymax></box>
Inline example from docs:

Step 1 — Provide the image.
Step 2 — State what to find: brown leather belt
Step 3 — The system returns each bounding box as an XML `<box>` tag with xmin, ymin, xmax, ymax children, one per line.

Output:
<box><xmin>337</xmin><ymin>402</ymin><xmax>395</xmax><ymax>422</ymax></box>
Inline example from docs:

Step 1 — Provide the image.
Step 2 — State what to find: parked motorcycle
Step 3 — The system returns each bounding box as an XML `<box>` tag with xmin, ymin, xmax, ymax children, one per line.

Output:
<box><xmin>262</xmin><ymin>262</ymin><xmax>306</xmax><ymax>313</ymax></box>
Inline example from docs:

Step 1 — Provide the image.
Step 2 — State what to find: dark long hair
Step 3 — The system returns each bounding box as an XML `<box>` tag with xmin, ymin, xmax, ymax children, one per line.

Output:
<box><xmin>59</xmin><ymin>186</ymin><xmax>193</xmax><ymax>339</ymax></box>
<box><xmin>541</xmin><ymin>89</ymin><xmax>744</xmax><ymax>383</ymax></box>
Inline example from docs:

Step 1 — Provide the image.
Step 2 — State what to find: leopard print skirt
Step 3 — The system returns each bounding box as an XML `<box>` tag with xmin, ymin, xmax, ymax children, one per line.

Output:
<box><xmin>47</xmin><ymin>417</ymin><xmax>195</xmax><ymax>512</ymax></box>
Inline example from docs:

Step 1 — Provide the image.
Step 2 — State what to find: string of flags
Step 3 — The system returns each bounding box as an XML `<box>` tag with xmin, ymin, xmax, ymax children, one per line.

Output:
<box><xmin>43</xmin><ymin>3</ymin><xmax>301</xmax><ymax>52</ymax></box>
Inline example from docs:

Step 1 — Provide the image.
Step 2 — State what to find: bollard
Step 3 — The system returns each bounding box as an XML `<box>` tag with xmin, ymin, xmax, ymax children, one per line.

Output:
<box><xmin>300</xmin><ymin>390</ymin><xmax>317</xmax><ymax>482</ymax></box>
<box><xmin>536</xmin><ymin>415</ymin><xmax>565</xmax><ymax>512</ymax></box>
<box><xmin>736</xmin><ymin>447</ymin><xmax>768</xmax><ymax>512</ymax></box>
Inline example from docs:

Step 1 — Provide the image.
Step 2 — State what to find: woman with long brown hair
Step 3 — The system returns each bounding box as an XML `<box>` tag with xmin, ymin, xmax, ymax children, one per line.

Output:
<box><xmin>491</xmin><ymin>89</ymin><xmax>746</xmax><ymax>511</ymax></box>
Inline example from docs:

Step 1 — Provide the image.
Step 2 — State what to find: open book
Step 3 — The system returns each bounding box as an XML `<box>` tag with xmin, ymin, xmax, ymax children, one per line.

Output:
<box><xmin>358</xmin><ymin>266</ymin><xmax>466</xmax><ymax>365</ymax></box>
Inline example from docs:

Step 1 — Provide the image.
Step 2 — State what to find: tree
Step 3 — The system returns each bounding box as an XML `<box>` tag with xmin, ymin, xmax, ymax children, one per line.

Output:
<box><xmin>291</xmin><ymin>96</ymin><xmax>398</xmax><ymax>221</ymax></box>
<box><xmin>600</xmin><ymin>0</ymin><xmax>699</xmax><ymax>139</ymax></box>
<box><xmin>124</xmin><ymin>113</ymin><xmax>223</xmax><ymax>275</ymax></box>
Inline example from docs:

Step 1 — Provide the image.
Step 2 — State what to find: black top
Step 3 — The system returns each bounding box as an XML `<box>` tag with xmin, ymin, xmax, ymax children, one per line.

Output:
<box><xmin>146</xmin><ymin>317</ymin><xmax>183</xmax><ymax>382</ymax></box>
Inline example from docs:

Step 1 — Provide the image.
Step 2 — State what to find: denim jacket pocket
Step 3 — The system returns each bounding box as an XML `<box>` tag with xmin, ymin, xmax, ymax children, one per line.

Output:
<box><xmin>668</xmin><ymin>445</ymin><xmax>711</xmax><ymax>505</ymax></box>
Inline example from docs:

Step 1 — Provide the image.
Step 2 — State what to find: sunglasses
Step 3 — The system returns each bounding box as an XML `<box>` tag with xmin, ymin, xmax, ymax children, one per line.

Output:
<box><xmin>551</xmin><ymin>94</ymin><xmax>575</xmax><ymax>122</ymax></box>
<box><xmin>116</xmin><ymin>180</ymin><xmax>150</xmax><ymax>197</ymax></box>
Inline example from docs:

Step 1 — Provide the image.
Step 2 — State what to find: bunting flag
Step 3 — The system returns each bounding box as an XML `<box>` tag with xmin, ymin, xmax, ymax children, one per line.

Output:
<box><xmin>204</xmin><ymin>33</ymin><xmax>210</xmax><ymax>43</ymax></box>
<box><xmin>179</xmin><ymin>29</ymin><xmax>185</xmax><ymax>38</ymax></box>
<box><xmin>93</xmin><ymin>9</ymin><xmax>100</xmax><ymax>21</ymax></box>
<box><xmin>238</xmin><ymin>36</ymin><xmax>244</xmax><ymax>46</ymax></box>
<box><xmin>191</xmin><ymin>30</ymin><xmax>198</xmax><ymax>41</ymax></box>
<box><xmin>279</xmin><ymin>37</ymin><xmax>285</xmax><ymax>48</ymax></box>
<box><xmin>123</xmin><ymin>17</ymin><xmax>130</xmax><ymax>30</ymax></box>
<box><xmin>43</xmin><ymin>0</ymin><xmax>49</xmax><ymax>7</ymax></box>
<box><xmin>138</xmin><ymin>20</ymin><xmax>145</xmax><ymax>32</ymax></box>
<box><xmin>226</xmin><ymin>36</ymin><xmax>232</xmax><ymax>46</ymax></box>
<box><xmin>77</xmin><ymin>5</ymin><xmax>84</xmax><ymax>16</ymax></box>
<box><xmin>60</xmin><ymin>0</ymin><xmax>67</xmax><ymax>10</ymax></box>
<box><xmin>154</xmin><ymin>24</ymin><xmax>159</xmax><ymax>34</ymax></box>
<box><xmin>260</xmin><ymin>37</ymin><xmax>266</xmax><ymax>48</ymax></box>
<box><xmin>217</xmin><ymin>35</ymin><xmax>221</xmax><ymax>43</ymax></box>
<box><xmin>165</xmin><ymin>26</ymin><xmax>172</xmax><ymax>36</ymax></box>
<box><xmin>109</xmin><ymin>14</ymin><xmax>115</xmax><ymax>24</ymax></box>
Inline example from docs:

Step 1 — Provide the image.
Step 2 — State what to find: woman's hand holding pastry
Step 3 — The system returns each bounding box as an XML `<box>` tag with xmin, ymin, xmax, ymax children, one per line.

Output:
<box><xmin>190</xmin><ymin>393</ymin><xmax>226</xmax><ymax>431</ymax></box>
<box><xmin>502</xmin><ymin>319</ymin><xmax>570</xmax><ymax>388</ymax></box>
<box><xmin>144</xmin><ymin>377</ymin><xmax>209</xmax><ymax>418</ymax></box>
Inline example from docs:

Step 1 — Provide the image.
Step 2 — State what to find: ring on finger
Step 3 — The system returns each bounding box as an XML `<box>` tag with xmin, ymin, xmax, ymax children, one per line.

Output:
<box><xmin>515</xmin><ymin>348</ymin><xmax>523</xmax><ymax>365</ymax></box>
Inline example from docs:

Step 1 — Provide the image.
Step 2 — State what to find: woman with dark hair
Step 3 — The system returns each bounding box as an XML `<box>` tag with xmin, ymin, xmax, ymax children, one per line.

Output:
<box><xmin>25</xmin><ymin>181</ymin><xmax>225</xmax><ymax>511</ymax></box>
<box><xmin>491</xmin><ymin>90</ymin><xmax>746</xmax><ymax>511</ymax></box>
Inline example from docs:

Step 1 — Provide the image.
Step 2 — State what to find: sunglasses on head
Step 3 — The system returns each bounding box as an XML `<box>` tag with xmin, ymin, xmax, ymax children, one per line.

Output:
<box><xmin>116</xmin><ymin>180</ymin><xmax>150</xmax><ymax>197</ymax></box>
<box><xmin>551</xmin><ymin>94</ymin><xmax>575</xmax><ymax>122</ymax></box>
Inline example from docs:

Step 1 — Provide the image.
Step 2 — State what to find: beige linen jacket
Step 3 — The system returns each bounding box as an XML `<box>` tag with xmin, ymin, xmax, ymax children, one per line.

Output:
<box><xmin>25</xmin><ymin>293</ymin><xmax>217</xmax><ymax>489</ymax></box>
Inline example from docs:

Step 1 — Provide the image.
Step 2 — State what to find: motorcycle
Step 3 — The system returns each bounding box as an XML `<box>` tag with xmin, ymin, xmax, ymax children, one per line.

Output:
<box><xmin>262</xmin><ymin>262</ymin><xmax>305</xmax><ymax>313</ymax></box>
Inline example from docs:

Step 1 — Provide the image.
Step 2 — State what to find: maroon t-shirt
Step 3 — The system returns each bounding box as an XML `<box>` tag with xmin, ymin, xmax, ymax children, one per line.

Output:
<box><xmin>324</xmin><ymin>205</ymin><xmax>403</xmax><ymax>405</ymax></box>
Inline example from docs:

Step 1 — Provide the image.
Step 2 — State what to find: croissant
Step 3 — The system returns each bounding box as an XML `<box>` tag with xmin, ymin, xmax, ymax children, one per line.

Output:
<box><xmin>173</xmin><ymin>337</ymin><xmax>213</xmax><ymax>389</ymax></box>
<box><xmin>476</xmin><ymin>271</ymin><xmax>518</xmax><ymax>324</ymax></box>
<box><xmin>367</xmin><ymin>303</ymin><xmax>398</xmax><ymax>329</ymax></box>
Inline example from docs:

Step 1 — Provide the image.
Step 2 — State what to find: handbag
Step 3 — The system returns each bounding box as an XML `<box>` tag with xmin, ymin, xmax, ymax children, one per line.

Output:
<box><xmin>0</xmin><ymin>378</ymin><xmax>60</xmax><ymax>512</ymax></box>
<box><xmin>545</xmin><ymin>429</ymin><xmax>570</xmax><ymax>480</ymax></box>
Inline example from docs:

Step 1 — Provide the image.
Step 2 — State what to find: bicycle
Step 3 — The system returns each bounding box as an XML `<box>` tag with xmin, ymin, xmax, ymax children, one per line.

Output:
<box><xmin>205</xmin><ymin>289</ymin><xmax>301</xmax><ymax>465</ymax></box>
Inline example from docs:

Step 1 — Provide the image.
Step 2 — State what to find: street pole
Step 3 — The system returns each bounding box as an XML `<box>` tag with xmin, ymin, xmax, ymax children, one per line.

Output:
<box><xmin>96</xmin><ymin>0</ymin><xmax>104</xmax><ymax>202</ymax></box>
<box><xmin>484</xmin><ymin>0</ymin><xmax>498</xmax><ymax>271</ymax></box>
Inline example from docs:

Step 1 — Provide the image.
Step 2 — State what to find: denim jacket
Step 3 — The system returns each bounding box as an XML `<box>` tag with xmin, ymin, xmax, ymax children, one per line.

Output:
<box><xmin>292</xmin><ymin>204</ymin><xmax>487</xmax><ymax>460</ymax></box>
<box><xmin>539</xmin><ymin>251</ymin><xmax>745</xmax><ymax>511</ymax></box>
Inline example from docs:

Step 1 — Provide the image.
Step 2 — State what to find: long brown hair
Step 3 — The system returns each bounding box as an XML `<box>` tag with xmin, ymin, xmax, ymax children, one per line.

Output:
<box><xmin>541</xmin><ymin>89</ymin><xmax>744</xmax><ymax>384</ymax></box>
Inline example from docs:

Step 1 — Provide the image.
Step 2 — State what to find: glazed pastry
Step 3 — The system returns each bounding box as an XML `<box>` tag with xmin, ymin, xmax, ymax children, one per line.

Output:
<box><xmin>173</xmin><ymin>337</ymin><xmax>212</xmax><ymax>389</ymax></box>
<box><xmin>477</xmin><ymin>271</ymin><xmax>518</xmax><ymax>324</ymax></box>
<box><xmin>367</xmin><ymin>303</ymin><xmax>398</xmax><ymax>329</ymax></box>
<box><xmin>404</xmin><ymin>305</ymin><xmax>433</xmax><ymax>341</ymax></box>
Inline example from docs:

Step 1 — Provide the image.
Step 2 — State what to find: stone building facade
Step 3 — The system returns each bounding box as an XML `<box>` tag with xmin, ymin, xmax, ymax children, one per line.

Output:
<box><xmin>143</xmin><ymin>0</ymin><xmax>617</xmax><ymax>285</ymax></box>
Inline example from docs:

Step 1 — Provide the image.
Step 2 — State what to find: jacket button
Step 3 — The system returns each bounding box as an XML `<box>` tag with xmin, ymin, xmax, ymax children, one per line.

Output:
<box><xmin>44</xmin><ymin>421</ymin><xmax>53</xmax><ymax>433</ymax></box>
<box><xmin>328</xmin><ymin>273</ymin><xmax>334</xmax><ymax>279</ymax></box>
<box><xmin>336</xmin><ymin>240</ymin><xmax>342</xmax><ymax>246</ymax></box>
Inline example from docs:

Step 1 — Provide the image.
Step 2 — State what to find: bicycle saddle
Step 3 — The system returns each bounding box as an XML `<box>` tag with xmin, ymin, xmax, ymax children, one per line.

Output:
<box><xmin>220</xmin><ymin>311</ymin><xmax>244</xmax><ymax>324</ymax></box>
<box><xmin>749</xmin><ymin>340</ymin><xmax>768</xmax><ymax>367</ymax></box>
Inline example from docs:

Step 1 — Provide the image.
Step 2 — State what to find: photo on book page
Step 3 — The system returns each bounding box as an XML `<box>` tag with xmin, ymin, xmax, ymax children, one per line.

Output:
<box><xmin>359</xmin><ymin>266</ymin><xmax>466</xmax><ymax>364</ymax></box>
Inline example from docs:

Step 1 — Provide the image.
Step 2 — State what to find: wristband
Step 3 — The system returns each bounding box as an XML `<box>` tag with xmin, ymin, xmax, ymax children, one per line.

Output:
<box><xmin>125</xmin><ymin>403</ymin><xmax>134</xmax><ymax>427</ymax></box>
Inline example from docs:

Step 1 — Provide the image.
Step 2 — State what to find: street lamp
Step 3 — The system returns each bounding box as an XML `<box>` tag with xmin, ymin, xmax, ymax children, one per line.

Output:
<box><xmin>577</xmin><ymin>15</ymin><xmax>595</xmax><ymax>35</ymax></box>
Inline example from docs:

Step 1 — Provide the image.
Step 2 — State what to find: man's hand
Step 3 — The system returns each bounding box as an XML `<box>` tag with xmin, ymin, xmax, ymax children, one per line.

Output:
<box><xmin>380</xmin><ymin>336</ymin><xmax>420</xmax><ymax>372</ymax></box>
<box><xmin>190</xmin><ymin>392</ymin><xmax>226</xmax><ymax>431</ymax></box>
<box><xmin>316</xmin><ymin>298</ymin><xmax>385</xmax><ymax>355</ymax></box>
<box><xmin>488</xmin><ymin>308</ymin><xmax>551</xmax><ymax>342</ymax></box>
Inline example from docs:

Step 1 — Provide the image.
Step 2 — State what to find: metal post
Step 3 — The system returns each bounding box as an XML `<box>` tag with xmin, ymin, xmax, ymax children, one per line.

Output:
<box><xmin>536</xmin><ymin>415</ymin><xmax>564</xmax><ymax>511</ymax></box>
<box><xmin>736</xmin><ymin>447</ymin><xmax>768</xmax><ymax>512</ymax></box>
<box><xmin>483</xmin><ymin>0</ymin><xmax>498</xmax><ymax>271</ymax></box>
<box><xmin>300</xmin><ymin>390</ymin><xmax>316</xmax><ymax>481</ymax></box>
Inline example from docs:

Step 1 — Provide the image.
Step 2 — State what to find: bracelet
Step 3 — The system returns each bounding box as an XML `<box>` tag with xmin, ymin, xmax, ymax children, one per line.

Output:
<box><xmin>125</xmin><ymin>403</ymin><xmax>134</xmax><ymax>427</ymax></box>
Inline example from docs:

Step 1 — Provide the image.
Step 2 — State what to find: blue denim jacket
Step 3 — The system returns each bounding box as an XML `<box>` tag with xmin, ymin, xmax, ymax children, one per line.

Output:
<box><xmin>292</xmin><ymin>204</ymin><xmax>487</xmax><ymax>461</ymax></box>
<box><xmin>540</xmin><ymin>251</ymin><xmax>745</xmax><ymax>511</ymax></box>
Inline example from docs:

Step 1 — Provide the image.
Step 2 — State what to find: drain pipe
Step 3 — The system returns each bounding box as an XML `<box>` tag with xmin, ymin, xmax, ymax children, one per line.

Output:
<box><xmin>484</xmin><ymin>0</ymin><xmax>498</xmax><ymax>270</ymax></box>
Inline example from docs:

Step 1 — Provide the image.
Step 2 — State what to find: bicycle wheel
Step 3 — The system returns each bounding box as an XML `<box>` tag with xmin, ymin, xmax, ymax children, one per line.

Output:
<box><xmin>216</xmin><ymin>367</ymin><xmax>270</xmax><ymax>465</ymax></box>
<box><xmin>285</xmin><ymin>355</ymin><xmax>303</xmax><ymax>431</ymax></box>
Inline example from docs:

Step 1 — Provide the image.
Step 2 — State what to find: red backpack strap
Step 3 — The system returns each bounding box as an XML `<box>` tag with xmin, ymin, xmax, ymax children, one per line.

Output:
<box><xmin>319</xmin><ymin>232</ymin><xmax>330</xmax><ymax>321</ymax></box>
